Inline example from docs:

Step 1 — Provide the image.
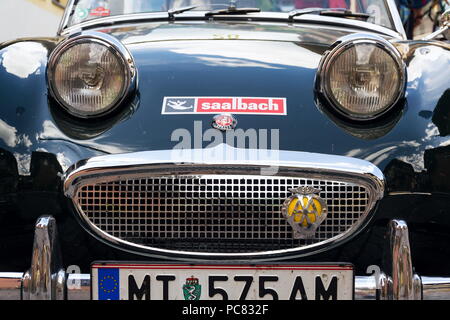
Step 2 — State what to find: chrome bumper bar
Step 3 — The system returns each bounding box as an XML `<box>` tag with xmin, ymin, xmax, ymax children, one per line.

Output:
<box><xmin>0</xmin><ymin>216</ymin><xmax>449</xmax><ymax>300</ymax></box>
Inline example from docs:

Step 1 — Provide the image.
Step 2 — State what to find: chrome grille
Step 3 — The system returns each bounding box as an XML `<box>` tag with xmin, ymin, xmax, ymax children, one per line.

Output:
<box><xmin>76</xmin><ymin>175</ymin><xmax>369</xmax><ymax>253</ymax></box>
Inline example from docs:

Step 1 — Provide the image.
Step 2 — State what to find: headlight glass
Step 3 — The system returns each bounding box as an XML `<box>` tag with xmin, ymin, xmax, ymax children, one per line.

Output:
<box><xmin>49</xmin><ymin>35</ymin><xmax>134</xmax><ymax>118</ymax></box>
<box><xmin>320</xmin><ymin>37</ymin><xmax>405</xmax><ymax>120</ymax></box>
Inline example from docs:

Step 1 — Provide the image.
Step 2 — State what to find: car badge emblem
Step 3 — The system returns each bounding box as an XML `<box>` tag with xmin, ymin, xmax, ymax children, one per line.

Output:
<box><xmin>212</xmin><ymin>114</ymin><xmax>237</xmax><ymax>131</ymax></box>
<box><xmin>183</xmin><ymin>276</ymin><xmax>202</xmax><ymax>300</ymax></box>
<box><xmin>281</xmin><ymin>186</ymin><xmax>328</xmax><ymax>239</ymax></box>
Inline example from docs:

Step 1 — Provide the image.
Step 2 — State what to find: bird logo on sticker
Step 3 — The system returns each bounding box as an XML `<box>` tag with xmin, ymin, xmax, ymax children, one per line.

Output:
<box><xmin>167</xmin><ymin>100</ymin><xmax>194</xmax><ymax>110</ymax></box>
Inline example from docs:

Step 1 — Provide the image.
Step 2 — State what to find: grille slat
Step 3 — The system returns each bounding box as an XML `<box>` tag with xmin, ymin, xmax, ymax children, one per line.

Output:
<box><xmin>76</xmin><ymin>175</ymin><xmax>369</xmax><ymax>253</ymax></box>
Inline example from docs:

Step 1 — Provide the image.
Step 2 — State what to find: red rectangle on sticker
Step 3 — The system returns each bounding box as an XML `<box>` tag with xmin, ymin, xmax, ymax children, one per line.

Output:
<box><xmin>195</xmin><ymin>97</ymin><xmax>286</xmax><ymax>115</ymax></box>
<box><xmin>197</xmin><ymin>98</ymin><xmax>234</xmax><ymax>113</ymax></box>
<box><xmin>239</xmin><ymin>98</ymin><xmax>286</xmax><ymax>114</ymax></box>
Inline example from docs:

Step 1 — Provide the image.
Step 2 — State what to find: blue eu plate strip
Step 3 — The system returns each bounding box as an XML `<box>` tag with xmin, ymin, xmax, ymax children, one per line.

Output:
<box><xmin>98</xmin><ymin>268</ymin><xmax>120</xmax><ymax>300</ymax></box>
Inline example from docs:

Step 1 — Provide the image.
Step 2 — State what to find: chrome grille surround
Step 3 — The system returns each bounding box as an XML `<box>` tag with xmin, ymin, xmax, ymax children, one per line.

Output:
<box><xmin>64</xmin><ymin>144</ymin><xmax>385</xmax><ymax>260</ymax></box>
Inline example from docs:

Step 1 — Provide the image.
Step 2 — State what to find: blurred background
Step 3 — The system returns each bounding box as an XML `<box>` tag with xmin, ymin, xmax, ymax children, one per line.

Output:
<box><xmin>0</xmin><ymin>0</ymin><xmax>447</xmax><ymax>42</ymax></box>
<box><xmin>0</xmin><ymin>0</ymin><xmax>65</xmax><ymax>43</ymax></box>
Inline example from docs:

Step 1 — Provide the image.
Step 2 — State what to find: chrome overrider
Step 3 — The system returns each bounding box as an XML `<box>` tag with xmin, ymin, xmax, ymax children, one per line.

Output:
<box><xmin>0</xmin><ymin>216</ymin><xmax>449</xmax><ymax>299</ymax></box>
<box><xmin>22</xmin><ymin>216</ymin><xmax>66</xmax><ymax>300</ymax></box>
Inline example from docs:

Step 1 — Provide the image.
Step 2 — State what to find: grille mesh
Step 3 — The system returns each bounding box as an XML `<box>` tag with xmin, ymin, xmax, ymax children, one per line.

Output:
<box><xmin>76</xmin><ymin>175</ymin><xmax>370</xmax><ymax>253</ymax></box>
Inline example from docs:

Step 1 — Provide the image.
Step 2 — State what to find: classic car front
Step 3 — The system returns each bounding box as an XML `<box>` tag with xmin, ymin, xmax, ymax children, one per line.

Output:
<box><xmin>0</xmin><ymin>0</ymin><xmax>449</xmax><ymax>300</ymax></box>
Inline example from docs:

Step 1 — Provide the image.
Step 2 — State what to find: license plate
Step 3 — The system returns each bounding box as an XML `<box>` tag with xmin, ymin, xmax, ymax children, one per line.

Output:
<box><xmin>91</xmin><ymin>263</ymin><xmax>353</xmax><ymax>300</ymax></box>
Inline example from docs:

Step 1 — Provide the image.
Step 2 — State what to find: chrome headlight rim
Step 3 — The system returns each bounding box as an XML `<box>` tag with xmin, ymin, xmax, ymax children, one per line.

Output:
<box><xmin>47</xmin><ymin>31</ymin><xmax>137</xmax><ymax>119</ymax></box>
<box><xmin>317</xmin><ymin>33</ymin><xmax>406</xmax><ymax>122</ymax></box>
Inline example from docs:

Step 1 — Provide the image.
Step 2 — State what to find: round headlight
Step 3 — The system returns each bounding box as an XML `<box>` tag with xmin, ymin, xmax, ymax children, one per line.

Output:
<box><xmin>48</xmin><ymin>32</ymin><xmax>136</xmax><ymax>118</ymax></box>
<box><xmin>317</xmin><ymin>34</ymin><xmax>406</xmax><ymax>120</ymax></box>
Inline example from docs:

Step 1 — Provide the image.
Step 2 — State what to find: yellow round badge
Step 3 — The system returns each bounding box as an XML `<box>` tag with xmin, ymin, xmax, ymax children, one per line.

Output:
<box><xmin>281</xmin><ymin>186</ymin><xmax>328</xmax><ymax>239</ymax></box>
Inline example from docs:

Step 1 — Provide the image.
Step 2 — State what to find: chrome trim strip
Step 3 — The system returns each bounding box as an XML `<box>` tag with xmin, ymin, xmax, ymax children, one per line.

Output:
<box><xmin>59</xmin><ymin>11</ymin><xmax>403</xmax><ymax>39</ymax></box>
<box><xmin>57</xmin><ymin>0</ymin><xmax>76</xmax><ymax>36</ymax></box>
<box><xmin>1</xmin><ymin>272</ymin><xmax>449</xmax><ymax>299</ymax></box>
<box><xmin>67</xmin><ymin>273</ymin><xmax>91</xmax><ymax>300</ymax></box>
<box><xmin>354</xmin><ymin>275</ymin><xmax>377</xmax><ymax>300</ymax></box>
<box><xmin>378</xmin><ymin>272</ymin><xmax>392</xmax><ymax>300</ymax></box>
<box><xmin>63</xmin><ymin>143</ymin><xmax>385</xmax><ymax>260</ymax></box>
<box><xmin>355</xmin><ymin>274</ymin><xmax>450</xmax><ymax>300</ymax></box>
<box><xmin>388</xmin><ymin>191</ymin><xmax>432</xmax><ymax>196</ymax></box>
<box><xmin>414</xmin><ymin>274</ymin><xmax>422</xmax><ymax>300</ymax></box>
<box><xmin>47</xmin><ymin>31</ymin><xmax>137</xmax><ymax>119</ymax></box>
<box><xmin>61</xmin><ymin>11</ymin><xmax>169</xmax><ymax>35</ymax></box>
<box><xmin>21</xmin><ymin>271</ymin><xmax>31</xmax><ymax>300</ymax></box>
<box><xmin>55</xmin><ymin>269</ymin><xmax>66</xmax><ymax>300</ymax></box>
<box><xmin>422</xmin><ymin>26</ymin><xmax>449</xmax><ymax>40</ymax></box>
<box><xmin>316</xmin><ymin>33</ymin><xmax>407</xmax><ymax>121</ymax></box>
<box><xmin>21</xmin><ymin>273</ymin><xmax>450</xmax><ymax>300</ymax></box>
<box><xmin>354</xmin><ymin>272</ymin><xmax>392</xmax><ymax>300</ymax></box>
<box><xmin>385</xmin><ymin>0</ymin><xmax>407</xmax><ymax>39</ymax></box>
<box><xmin>0</xmin><ymin>273</ymin><xmax>24</xmax><ymax>300</ymax></box>
<box><xmin>422</xmin><ymin>277</ymin><xmax>450</xmax><ymax>300</ymax></box>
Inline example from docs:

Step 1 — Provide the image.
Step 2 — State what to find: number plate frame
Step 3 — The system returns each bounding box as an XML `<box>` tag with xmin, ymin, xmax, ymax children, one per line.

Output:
<box><xmin>91</xmin><ymin>262</ymin><xmax>354</xmax><ymax>300</ymax></box>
